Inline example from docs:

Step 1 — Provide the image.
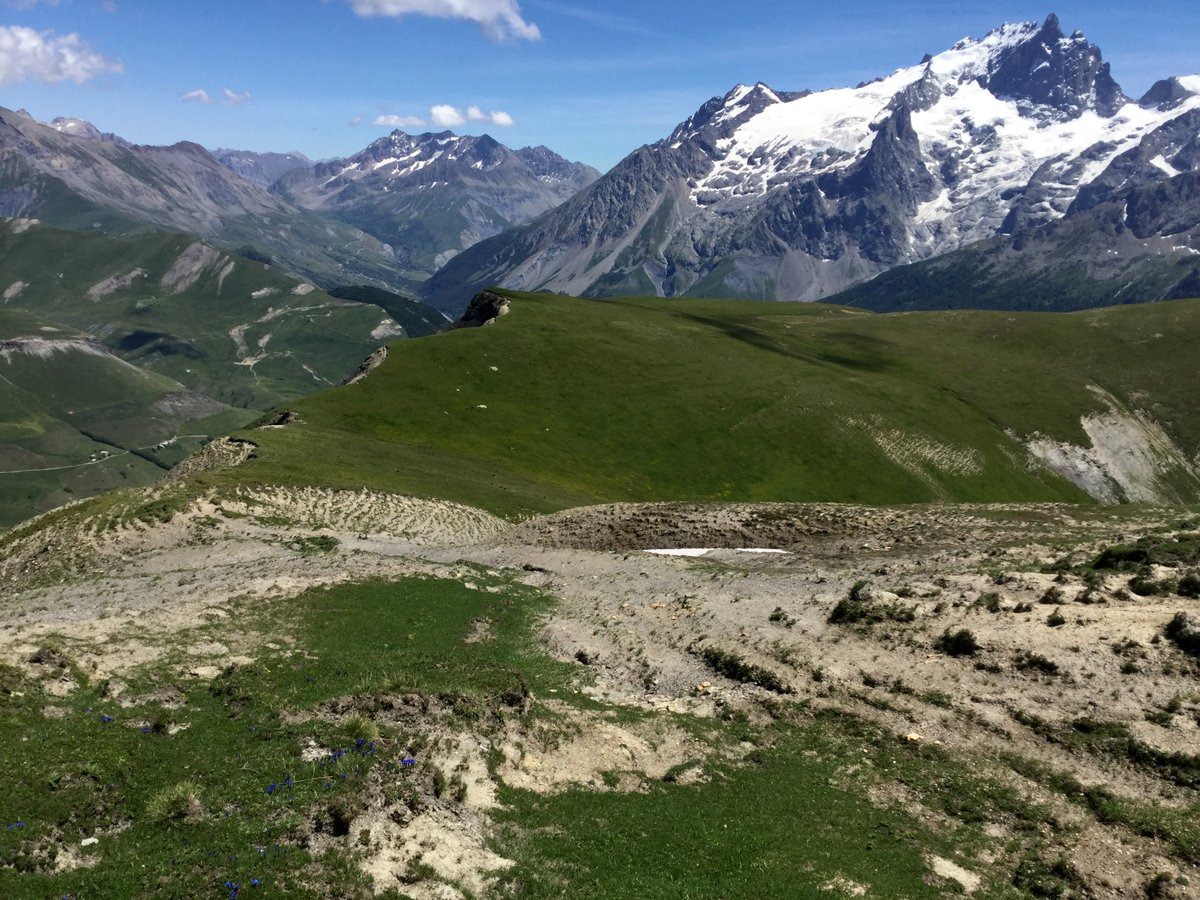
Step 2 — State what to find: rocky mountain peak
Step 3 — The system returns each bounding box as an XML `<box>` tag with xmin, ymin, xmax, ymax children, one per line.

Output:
<box><xmin>1141</xmin><ymin>75</ymin><xmax>1200</xmax><ymax>111</ymax></box>
<box><xmin>515</xmin><ymin>145</ymin><xmax>595</xmax><ymax>182</ymax></box>
<box><xmin>46</xmin><ymin>115</ymin><xmax>131</xmax><ymax>147</ymax></box>
<box><xmin>668</xmin><ymin>82</ymin><xmax>795</xmax><ymax>147</ymax></box>
<box><xmin>978</xmin><ymin>14</ymin><xmax>1127</xmax><ymax>118</ymax></box>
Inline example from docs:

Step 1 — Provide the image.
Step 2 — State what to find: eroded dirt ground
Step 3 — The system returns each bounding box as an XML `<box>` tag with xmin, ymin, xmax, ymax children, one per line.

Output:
<box><xmin>2</xmin><ymin>483</ymin><xmax>1199</xmax><ymax>897</ymax></box>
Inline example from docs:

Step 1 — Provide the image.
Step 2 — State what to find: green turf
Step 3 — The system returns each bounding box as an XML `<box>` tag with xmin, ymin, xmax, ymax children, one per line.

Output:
<box><xmin>208</xmin><ymin>291</ymin><xmax>1200</xmax><ymax>519</ymax></box>
<box><xmin>495</xmin><ymin>716</ymin><xmax>944</xmax><ymax>899</ymax></box>
<box><xmin>0</xmin><ymin>575</ymin><xmax>573</xmax><ymax>898</ymax></box>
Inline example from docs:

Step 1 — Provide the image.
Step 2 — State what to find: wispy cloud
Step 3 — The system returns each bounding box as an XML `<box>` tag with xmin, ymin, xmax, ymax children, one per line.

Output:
<box><xmin>344</xmin><ymin>0</ymin><xmax>540</xmax><ymax>42</ymax></box>
<box><xmin>524</xmin><ymin>0</ymin><xmax>651</xmax><ymax>35</ymax></box>
<box><xmin>181</xmin><ymin>87</ymin><xmax>253</xmax><ymax>107</ymax></box>
<box><xmin>0</xmin><ymin>24</ymin><xmax>121</xmax><ymax>86</ymax></box>
<box><xmin>374</xmin><ymin>113</ymin><xmax>426</xmax><ymax>128</ymax></box>
<box><xmin>467</xmin><ymin>105</ymin><xmax>514</xmax><ymax>126</ymax></box>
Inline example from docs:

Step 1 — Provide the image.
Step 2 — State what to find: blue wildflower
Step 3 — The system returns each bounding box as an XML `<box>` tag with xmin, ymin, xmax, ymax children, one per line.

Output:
<box><xmin>251</xmin><ymin>878</ymin><xmax>261</xmax><ymax>887</ymax></box>
<box><xmin>265</xmin><ymin>783</ymin><xmax>277</xmax><ymax>796</ymax></box>
<box><xmin>401</xmin><ymin>757</ymin><xmax>416</xmax><ymax>767</ymax></box>
<box><xmin>99</xmin><ymin>715</ymin><xmax>114</xmax><ymax>724</ymax></box>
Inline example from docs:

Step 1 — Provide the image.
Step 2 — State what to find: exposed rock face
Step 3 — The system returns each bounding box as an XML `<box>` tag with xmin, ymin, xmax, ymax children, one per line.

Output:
<box><xmin>980</xmin><ymin>14</ymin><xmax>1127</xmax><ymax>118</ymax></box>
<box><xmin>273</xmin><ymin>132</ymin><xmax>598</xmax><ymax>279</ymax></box>
<box><xmin>422</xmin><ymin>16</ymin><xmax>1200</xmax><ymax>313</ymax></box>
<box><xmin>453</xmin><ymin>291</ymin><xmax>511</xmax><ymax>329</ymax></box>
<box><xmin>339</xmin><ymin>347</ymin><xmax>388</xmax><ymax>386</ymax></box>
<box><xmin>831</xmin><ymin>171</ymin><xmax>1200</xmax><ymax>312</ymax></box>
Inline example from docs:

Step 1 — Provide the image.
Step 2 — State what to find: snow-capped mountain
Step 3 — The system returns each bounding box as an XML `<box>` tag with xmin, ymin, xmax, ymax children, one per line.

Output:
<box><xmin>273</xmin><ymin>131</ymin><xmax>599</xmax><ymax>278</ymax></box>
<box><xmin>45</xmin><ymin>115</ymin><xmax>132</xmax><ymax>147</ymax></box>
<box><xmin>424</xmin><ymin>15</ymin><xmax>1200</xmax><ymax>312</ymax></box>
<box><xmin>0</xmin><ymin>107</ymin><xmax>405</xmax><ymax>292</ymax></box>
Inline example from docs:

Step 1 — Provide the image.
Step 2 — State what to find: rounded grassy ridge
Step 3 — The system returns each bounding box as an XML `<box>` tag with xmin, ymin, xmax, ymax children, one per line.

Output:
<box><xmin>208</xmin><ymin>291</ymin><xmax>1200</xmax><ymax>519</ymax></box>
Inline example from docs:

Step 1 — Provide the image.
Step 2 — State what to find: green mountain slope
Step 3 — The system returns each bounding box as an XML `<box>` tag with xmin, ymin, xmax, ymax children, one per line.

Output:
<box><xmin>0</xmin><ymin>220</ymin><xmax>450</xmax><ymax>526</ymax></box>
<box><xmin>206</xmin><ymin>291</ymin><xmax>1200</xmax><ymax>518</ymax></box>
<box><xmin>327</xmin><ymin>285</ymin><xmax>447</xmax><ymax>337</ymax></box>
<box><xmin>0</xmin><ymin>309</ymin><xmax>248</xmax><ymax>527</ymax></box>
<box><xmin>0</xmin><ymin>219</ymin><xmax>414</xmax><ymax>408</ymax></box>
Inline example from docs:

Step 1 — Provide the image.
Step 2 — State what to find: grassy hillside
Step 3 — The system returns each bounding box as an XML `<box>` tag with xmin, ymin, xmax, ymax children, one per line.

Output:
<box><xmin>208</xmin><ymin>291</ymin><xmax>1200</xmax><ymax>518</ymax></box>
<box><xmin>0</xmin><ymin>221</ymin><xmax>447</xmax><ymax>526</ymax></box>
<box><xmin>0</xmin><ymin>309</ymin><xmax>249</xmax><ymax>527</ymax></box>
<box><xmin>326</xmin><ymin>285</ymin><xmax>447</xmax><ymax>337</ymax></box>
<box><xmin>0</xmin><ymin>220</ymin><xmax>414</xmax><ymax>409</ymax></box>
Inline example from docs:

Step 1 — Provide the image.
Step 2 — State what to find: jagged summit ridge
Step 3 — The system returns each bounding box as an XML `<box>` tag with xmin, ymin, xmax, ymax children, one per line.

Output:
<box><xmin>423</xmin><ymin>14</ymin><xmax>1200</xmax><ymax>311</ymax></box>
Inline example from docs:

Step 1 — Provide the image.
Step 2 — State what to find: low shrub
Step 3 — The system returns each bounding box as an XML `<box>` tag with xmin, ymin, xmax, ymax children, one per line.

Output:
<box><xmin>1165</xmin><ymin>613</ymin><xmax>1200</xmax><ymax>657</ymax></box>
<box><xmin>934</xmin><ymin>628</ymin><xmax>980</xmax><ymax>657</ymax></box>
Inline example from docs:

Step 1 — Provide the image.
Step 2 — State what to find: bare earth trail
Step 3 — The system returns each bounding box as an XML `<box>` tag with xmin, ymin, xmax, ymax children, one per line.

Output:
<box><xmin>2</xmin><ymin>483</ymin><xmax>1199</xmax><ymax>897</ymax></box>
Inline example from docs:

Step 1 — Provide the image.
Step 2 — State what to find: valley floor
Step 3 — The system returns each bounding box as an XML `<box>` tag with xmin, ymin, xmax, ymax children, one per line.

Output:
<box><xmin>1</xmin><ymin>476</ymin><xmax>1198</xmax><ymax>897</ymax></box>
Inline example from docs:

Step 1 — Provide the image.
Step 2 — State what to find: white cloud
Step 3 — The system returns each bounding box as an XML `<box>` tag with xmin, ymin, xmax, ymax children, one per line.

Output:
<box><xmin>460</xmin><ymin>104</ymin><xmax>515</xmax><ymax>126</ymax></box>
<box><xmin>0</xmin><ymin>25</ymin><xmax>122</xmax><ymax>86</ymax></box>
<box><xmin>345</xmin><ymin>0</ymin><xmax>540</xmax><ymax>42</ymax></box>
<box><xmin>374</xmin><ymin>113</ymin><xmax>427</xmax><ymax>128</ymax></box>
<box><xmin>429</xmin><ymin>103</ymin><xmax>466</xmax><ymax>127</ymax></box>
<box><xmin>181</xmin><ymin>87</ymin><xmax>253</xmax><ymax>107</ymax></box>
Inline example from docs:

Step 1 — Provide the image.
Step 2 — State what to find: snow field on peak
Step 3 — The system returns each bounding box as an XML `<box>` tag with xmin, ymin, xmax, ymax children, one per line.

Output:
<box><xmin>688</xmin><ymin>17</ymin><xmax>1200</xmax><ymax>261</ymax></box>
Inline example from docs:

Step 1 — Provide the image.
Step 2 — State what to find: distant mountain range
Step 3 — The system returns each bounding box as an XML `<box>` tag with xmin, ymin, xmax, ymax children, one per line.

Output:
<box><xmin>271</xmin><ymin>131</ymin><xmax>598</xmax><ymax>286</ymax></box>
<box><xmin>212</xmin><ymin>148</ymin><xmax>313</xmax><ymax>189</ymax></box>
<box><xmin>0</xmin><ymin>107</ymin><xmax>407</xmax><ymax>292</ymax></box>
<box><xmin>424</xmin><ymin>15</ymin><xmax>1200</xmax><ymax>313</ymax></box>
<box><xmin>10</xmin><ymin>17</ymin><xmax>1197</xmax><ymax>317</ymax></box>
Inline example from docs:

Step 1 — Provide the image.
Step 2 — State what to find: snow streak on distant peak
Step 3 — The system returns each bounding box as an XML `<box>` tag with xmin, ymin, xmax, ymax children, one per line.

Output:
<box><xmin>672</xmin><ymin>14</ymin><xmax>1199</xmax><ymax>265</ymax></box>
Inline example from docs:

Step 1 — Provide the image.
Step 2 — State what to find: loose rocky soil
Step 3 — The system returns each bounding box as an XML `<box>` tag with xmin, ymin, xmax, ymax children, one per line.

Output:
<box><xmin>2</xmin><ymin>486</ymin><xmax>1198</xmax><ymax>897</ymax></box>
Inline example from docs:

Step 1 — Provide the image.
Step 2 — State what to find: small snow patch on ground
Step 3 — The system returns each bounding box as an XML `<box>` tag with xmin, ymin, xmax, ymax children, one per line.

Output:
<box><xmin>644</xmin><ymin>548</ymin><xmax>789</xmax><ymax>557</ymax></box>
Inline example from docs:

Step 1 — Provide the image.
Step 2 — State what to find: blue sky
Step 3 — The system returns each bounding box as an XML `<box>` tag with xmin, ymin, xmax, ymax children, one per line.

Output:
<box><xmin>1</xmin><ymin>0</ymin><xmax>1197</xmax><ymax>171</ymax></box>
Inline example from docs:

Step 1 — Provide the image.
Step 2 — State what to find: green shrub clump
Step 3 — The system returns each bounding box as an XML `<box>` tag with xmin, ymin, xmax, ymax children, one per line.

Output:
<box><xmin>934</xmin><ymin>628</ymin><xmax>980</xmax><ymax>657</ymax></box>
